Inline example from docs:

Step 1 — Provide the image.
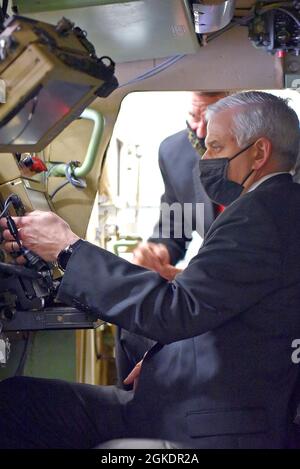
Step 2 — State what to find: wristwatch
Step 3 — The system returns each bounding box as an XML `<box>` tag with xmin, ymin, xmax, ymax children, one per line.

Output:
<box><xmin>57</xmin><ymin>239</ymin><xmax>82</xmax><ymax>271</ymax></box>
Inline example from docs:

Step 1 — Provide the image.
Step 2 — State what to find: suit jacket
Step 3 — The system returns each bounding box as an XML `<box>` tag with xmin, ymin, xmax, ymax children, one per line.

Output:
<box><xmin>148</xmin><ymin>129</ymin><xmax>215</xmax><ymax>264</ymax></box>
<box><xmin>57</xmin><ymin>174</ymin><xmax>300</xmax><ymax>448</ymax></box>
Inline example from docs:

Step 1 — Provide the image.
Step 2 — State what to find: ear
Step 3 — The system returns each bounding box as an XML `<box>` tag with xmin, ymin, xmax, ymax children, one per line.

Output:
<box><xmin>252</xmin><ymin>137</ymin><xmax>272</xmax><ymax>170</ymax></box>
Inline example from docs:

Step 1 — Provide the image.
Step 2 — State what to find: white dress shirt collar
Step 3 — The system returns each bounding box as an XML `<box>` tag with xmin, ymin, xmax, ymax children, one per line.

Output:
<box><xmin>247</xmin><ymin>172</ymin><xmax>290</xmax><ymax>193</ymax></box>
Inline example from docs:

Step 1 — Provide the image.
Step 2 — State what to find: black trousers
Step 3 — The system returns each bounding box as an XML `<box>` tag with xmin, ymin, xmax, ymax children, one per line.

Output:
<box><xmin>0</xmin><ymin>376</ymin><xmax>132</xmax><ymax>449</ymax></box>
<box><xmin>2</xmin><ymin>376</ymin><xmax>294</xmax><ymax>449</ymax></box>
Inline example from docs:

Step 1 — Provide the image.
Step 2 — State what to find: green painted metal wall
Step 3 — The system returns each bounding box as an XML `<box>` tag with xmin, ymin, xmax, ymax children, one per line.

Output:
<box><xmin>0</xmin><ymin>331</ymin><xmax>76</xmax><ymax>382</ymax></box>
<box><xmin>13</xmin><ymin>0</ymin><xmax>139</xmax><ymax>13</ymax></box>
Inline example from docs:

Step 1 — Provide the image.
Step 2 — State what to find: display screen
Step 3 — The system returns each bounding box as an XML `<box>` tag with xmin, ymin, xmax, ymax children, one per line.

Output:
<box><xmin>0</xmin><ymin>80</ymin><xmax>92</xmax><ymax>147</ymax></box>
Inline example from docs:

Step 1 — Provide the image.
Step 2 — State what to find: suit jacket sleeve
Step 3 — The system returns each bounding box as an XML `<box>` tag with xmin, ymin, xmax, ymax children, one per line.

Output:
<box><xmin>148</xmin><ymin>141</ymin><xmax>192</xmax><ymax>264</ymax></box>
<box><xmin>57</xmin><ymin>195</ymin><xmax>282</xmax><ymax>344</ymax></box>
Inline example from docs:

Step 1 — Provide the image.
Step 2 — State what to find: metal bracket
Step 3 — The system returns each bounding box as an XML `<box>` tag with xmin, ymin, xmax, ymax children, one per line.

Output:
<box><xmin>2</xmin><ymin>307</ymin><xmax>101</xmax><ymax>331</ymax></box>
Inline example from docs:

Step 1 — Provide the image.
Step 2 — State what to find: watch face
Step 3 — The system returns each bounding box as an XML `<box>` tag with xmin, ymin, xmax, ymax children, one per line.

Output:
<box><xmin>57</xmin><ymin>240</ymin><xmax>81</xmax><ymax>271</ymax></box>
<box><xmin>58</xmin><ymin>248</ymin><xmax>72</xmax><ymax>271</ymax></box>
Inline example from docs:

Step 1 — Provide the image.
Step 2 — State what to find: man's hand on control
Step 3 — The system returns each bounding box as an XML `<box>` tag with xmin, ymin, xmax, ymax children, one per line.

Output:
<box><xmin>132</xmin><ymin>242</ymin><xmax>182</xmax><ymax>280</ymax></box>
<box><xmin>0</xmin><ymin>210</ymin><xmax>80</xmax><ymax>262</ymax></box>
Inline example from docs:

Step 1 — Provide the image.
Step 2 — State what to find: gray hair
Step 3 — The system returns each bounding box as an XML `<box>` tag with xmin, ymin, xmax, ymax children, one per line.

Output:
<box><xmin>206</xmin><ymin>91</ymin><xmax>300</xmax><ymax>169</ymax></box>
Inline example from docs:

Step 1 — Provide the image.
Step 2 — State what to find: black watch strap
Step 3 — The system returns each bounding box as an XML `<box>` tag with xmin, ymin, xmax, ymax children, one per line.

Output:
<box><xmin>57</xmin><ymin>239</ymin><xmax>82</xmax><ymax>271</ymax></box>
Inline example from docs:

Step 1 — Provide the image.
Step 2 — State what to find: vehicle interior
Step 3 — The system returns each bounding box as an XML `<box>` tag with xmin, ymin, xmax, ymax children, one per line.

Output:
<box><xmin>0</xmin><ymin>0</ymin><xmax>299</xmax><ymax>448</ymax></box>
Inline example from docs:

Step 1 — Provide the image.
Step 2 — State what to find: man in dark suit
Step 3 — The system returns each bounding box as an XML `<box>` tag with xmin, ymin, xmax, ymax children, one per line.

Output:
<box><xmin>134</xmin><ymin>91</ymin><xmax>226</xmax><ymax>275</ymax></box>
<box><xmin>116</xmin><ymin>92</ymin><xmax>226</xmax><ymax>388</ymax></box>
<box><xmin>1</xmin><ymin>91</ymin><xmax>300</xmax><ymax>449</ymax></box>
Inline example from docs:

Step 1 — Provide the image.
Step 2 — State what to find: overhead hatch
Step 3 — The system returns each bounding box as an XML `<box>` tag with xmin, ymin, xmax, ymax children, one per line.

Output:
<box><xmin>13</xmin><ymin>0</ymin><xmax>201</xmax><ymax>62</ymax></box>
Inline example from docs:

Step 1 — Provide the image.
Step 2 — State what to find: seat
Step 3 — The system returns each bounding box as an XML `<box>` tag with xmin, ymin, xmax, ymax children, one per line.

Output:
<box><xmin>94</xmin><ymin>438</ymin><xmax>190</xmax><ymax>449</ymax></box>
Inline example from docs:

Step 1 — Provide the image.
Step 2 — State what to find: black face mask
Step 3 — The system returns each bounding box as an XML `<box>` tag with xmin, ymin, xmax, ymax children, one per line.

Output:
<box><xmin>199</xmin><ymin>143</ymin><xmax>255</xmax><ymax>206</ymax></box>
<box><xmin>186</xmin><ymin>120</ymin><xmax>206</xmax><ymax>156</ymax></box>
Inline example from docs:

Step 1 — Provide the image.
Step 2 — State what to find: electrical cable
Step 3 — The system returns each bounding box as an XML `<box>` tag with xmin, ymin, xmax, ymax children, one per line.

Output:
<box><xmin>118</xmin><ymin>54</ymin><xmax>185</xmax><ymax>88</ymax></box>
<box><xmin>0</xmin><ymin>197</ymin><xmax>22</xmax><ymax>262</ymax></box>
<box><xmin>49</xmin><ymin>180</ymin><xmax>70</xmax><ymax>200</ymax></box>
<box><xmin>206</xmin><ymin>22</ymin><xmax>239</xmax><ymax>43</ymax></box>
<box><xmin>14</xmin><ymin>332</ymin><xmax>32</xmax><ymax>376</ymax></box>
<box><xmin>49</xmin><ymin>161</ymin><xmax>87</xmax><ymax>200</ymax></box>
<box><xmin>0</xmin><ymin>199</ymin><xmax>12</xmax><ymax>218</ymax></box>
<box><xmin>207</xmin><ymin>16</ymin><xmax>252</xmax><ymax>43</ymax></box>
<box><xmin>46</xmin><ymin>163</ymin><xmax>61</xmax><ymax>179</ymax></box>
<box><xmin>0</xmin><ymin>196</ymin><xmax>23</xmax><ymax>250</ymax></box>
<box><xmin>0</xmin><ymin>194</ymin><xmax>53</xmax><ymax>286</ymax></box>
<box><xmin>7</xmin><ymin>94</ymin><xmax>39</xmax><ymax>145</ymax></box>
<box><xmin>0</xmin><ymin>262</ymin><xmax>42</xmax><ymax>279</ymax></box>
<box><xmin>131</xmin><ymin>55</ymin><xmax>184</xmax><ymax>79</ymax></box>
<box><xmin>65</xmin><ymin>162</ymin><xmax>87</xmax><ymax>188</ymax></box>
<box><xmin>119</xmin><ymin>55</ymin><xmax>184</xmax><ymax>87</ymax></box>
